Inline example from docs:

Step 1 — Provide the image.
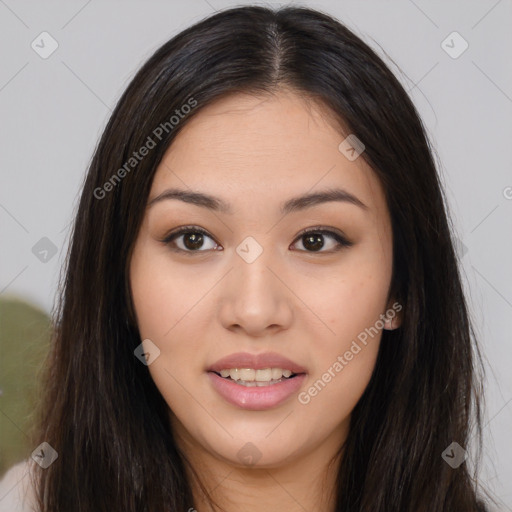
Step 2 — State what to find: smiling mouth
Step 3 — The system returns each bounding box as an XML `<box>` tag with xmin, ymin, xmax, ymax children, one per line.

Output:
<box><xmin>212</xmin><ymin>367</ymin><xmax>300</xmax><ymax>387</ymax></box>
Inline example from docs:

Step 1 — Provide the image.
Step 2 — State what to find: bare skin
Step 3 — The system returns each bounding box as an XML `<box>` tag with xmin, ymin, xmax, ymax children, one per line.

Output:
<box><xmin>129</xmin><ymin>89</ymin><xmax>401</xmax><ymax>512</ymax></box>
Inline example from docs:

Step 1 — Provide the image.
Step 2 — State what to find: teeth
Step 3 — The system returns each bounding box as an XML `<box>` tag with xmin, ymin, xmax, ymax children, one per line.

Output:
<box><xmin>237</xmin><ymin>368</ymin><xmax>256</xmax><ymax>381</ymax></box>
<box><xmin>217</xmin><ymin>367</ymin><xmax>296</xmax><ymax>382</ymax></box>
<box><xmin>237</xmin><ymin>380</ymin><xmax>280</xmax><ymax>387</ymax></box>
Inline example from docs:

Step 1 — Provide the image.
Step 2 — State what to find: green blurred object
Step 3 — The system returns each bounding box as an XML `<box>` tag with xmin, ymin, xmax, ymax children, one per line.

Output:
<box><xmin>0</xmin><ymin>296</ymin><xmax>51</xmax><ymax>476</ymax></box>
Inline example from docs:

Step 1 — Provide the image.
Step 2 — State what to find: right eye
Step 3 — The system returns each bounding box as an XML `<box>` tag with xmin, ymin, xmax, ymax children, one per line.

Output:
<box><xmin>161</xmin><ymin>226</ymin><xmax>221</xmax><ymax>254</ymax></box>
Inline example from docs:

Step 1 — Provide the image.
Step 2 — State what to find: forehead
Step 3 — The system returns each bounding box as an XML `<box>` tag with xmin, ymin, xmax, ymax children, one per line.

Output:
<box><xmin>150</xmin><ymin>90</ymin><xmax>386</xmax><ymax>215</ymax></box>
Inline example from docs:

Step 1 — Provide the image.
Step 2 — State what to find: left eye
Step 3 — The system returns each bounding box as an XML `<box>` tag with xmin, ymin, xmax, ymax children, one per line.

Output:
<box><xmin>161</xmin><ymin>226</ymin><xmax>352</xmax><ymax>254</ymax></box>
<box><xmin>291</xmin><ymin>228</ymin><xmax>352</xmax><ymax>252</ymax></box>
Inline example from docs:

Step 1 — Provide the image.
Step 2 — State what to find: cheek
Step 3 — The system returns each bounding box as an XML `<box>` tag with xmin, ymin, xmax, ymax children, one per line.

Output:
<box><xmin>294</xmin><ymin>246</ymin><xmax>390</xmax><ymax>410</ymax></box>
<box><xmin>130</xmin><ymin>243</ymin><xmax>211</xmax><ymax>399</ymax></box>
<box><xmin>130</xmin><ymin>240</ymin><xmax>197</xmax><ymax>340</ymax></box>
<box><xmin>295</xmin><ymin>279</ymin><xmax>385</xmax><ymax>424</ymax></box>
<box><xmin>296</xmin><ymin>340</ymin><xmax>379</xmax><ymax>433</ymax></box>
<box><xmin>302</xmin><ymin>250</ymin><xmax>391</xmax><ymax>352</ymax></box>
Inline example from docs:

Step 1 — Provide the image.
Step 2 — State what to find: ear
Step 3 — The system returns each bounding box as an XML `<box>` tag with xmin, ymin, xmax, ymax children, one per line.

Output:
<box><xmin>383</xmin><ymin>299</ymin><xmax>403</xmax><ymax>330</ymax></box>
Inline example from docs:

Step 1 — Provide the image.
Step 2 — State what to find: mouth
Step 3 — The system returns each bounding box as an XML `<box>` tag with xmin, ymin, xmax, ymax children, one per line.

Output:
<box><xmin>206</xmin><ymin>352</ymin><xmax>307</xmax><ymax>410</ymax></box>
<box><xmin>211</xmin><ymin>367</ymin><xmax>301</xmax><ymax>387</ymax></box>
<box><xmin>207</xmin><ymin>368</ymin><xmax>306</xmax><ymax>411</ymax></box>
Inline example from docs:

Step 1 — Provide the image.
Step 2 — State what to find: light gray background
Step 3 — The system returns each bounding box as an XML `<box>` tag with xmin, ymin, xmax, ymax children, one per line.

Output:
<box><xmin>1</xmin><ymin>0</ymin><xmax>511</xmax><ymax>508</ymax></box>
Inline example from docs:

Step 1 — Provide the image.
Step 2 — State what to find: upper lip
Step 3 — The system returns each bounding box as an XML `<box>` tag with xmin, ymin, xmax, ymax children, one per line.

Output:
<box><xmin>207</xmin><ymin>352</ymin><xmax>307</xmax><ymax>374</ymax></box>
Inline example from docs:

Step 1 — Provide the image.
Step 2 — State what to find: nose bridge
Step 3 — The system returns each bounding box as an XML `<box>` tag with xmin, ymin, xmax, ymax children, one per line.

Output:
<box><xmin>234</xmin><ymin>233</ymin><xmax>280</xmax><ymax>303</ymax></box>
<box><xmin>219</xmin><ymin>234</ymin><xmax>293</xmax><ymax>334</ymax></box>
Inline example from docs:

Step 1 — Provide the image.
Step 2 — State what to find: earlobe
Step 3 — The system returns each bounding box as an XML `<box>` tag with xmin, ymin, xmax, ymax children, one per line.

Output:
<box><xmin>383</xmin><ymin>300</ymin><xmax>403</xmax><ymax>330</ymax></box>
<box><xmin>383</xmin><ymin>316</ymin><xmax>398</xmax><ymax>330</ymax></box>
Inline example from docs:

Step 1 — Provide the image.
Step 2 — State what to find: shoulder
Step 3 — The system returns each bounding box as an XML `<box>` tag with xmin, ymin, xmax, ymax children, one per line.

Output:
<box><xmin>0</xmin><ymin>459</ymin><xmax>38</xmax><ymax>512</ymax></box>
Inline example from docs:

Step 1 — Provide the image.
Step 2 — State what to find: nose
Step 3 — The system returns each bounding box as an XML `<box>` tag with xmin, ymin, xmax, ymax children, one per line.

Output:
<box><xmin>217</xmin><ymin>243</ymin><xmax>294</xmax><ymax>337</ymax></box>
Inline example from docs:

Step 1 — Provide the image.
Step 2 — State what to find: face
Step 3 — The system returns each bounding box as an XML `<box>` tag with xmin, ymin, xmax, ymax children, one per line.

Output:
<box><xmin>129</xmin><ymin>90</ymin><xmax>400</xmax><ymax>469</ymax></box>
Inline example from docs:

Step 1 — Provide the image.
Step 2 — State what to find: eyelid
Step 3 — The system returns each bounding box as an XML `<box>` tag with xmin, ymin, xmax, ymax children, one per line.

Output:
<box><xmin>160</xmin><ymin>225</ymin><xmax>219</xmax><ymax>255</ymax></box>
<box><xmin>161</xmin><ymin>225</ymin><xmax>211</xmax><ymax>242</ymax></box>
<box><xmin>292</xmin><ymin>226</ymin><xmax>353</xmax><ymax>250</ymax></box>
<box><xmin>160</xmin><ymin>224</ymin><xmax>353</xmax><ymax>253</ymax></box>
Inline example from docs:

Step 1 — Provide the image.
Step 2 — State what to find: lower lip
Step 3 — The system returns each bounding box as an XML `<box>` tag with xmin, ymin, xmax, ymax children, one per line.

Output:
<box><xmin>207</xmin><ymin>372</ymin><xmax>307</xmax><ymax>411</ymax></box>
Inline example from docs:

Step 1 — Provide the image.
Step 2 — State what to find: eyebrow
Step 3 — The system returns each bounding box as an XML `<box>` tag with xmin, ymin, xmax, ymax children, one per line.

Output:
<box><xmin>147</xmin><ymin>187</ymin><xmax>368</xmax><ymax>214</ymax></box>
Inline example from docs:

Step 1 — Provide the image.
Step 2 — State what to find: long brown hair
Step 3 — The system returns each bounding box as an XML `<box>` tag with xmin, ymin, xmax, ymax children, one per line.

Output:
<box><xmin>30</xmin><ymin>5</ymin><xmax>491</xmax><ymax>511</ymax></box>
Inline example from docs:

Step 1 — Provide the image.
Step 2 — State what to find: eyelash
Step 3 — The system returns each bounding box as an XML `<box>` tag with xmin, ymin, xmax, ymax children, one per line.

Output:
<box><xmin>160</xmin><ymin>225</ymin><xmax>353</xmax><ymax>255</ymax></box>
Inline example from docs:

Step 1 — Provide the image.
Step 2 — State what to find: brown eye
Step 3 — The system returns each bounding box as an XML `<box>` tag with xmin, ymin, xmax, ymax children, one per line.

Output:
<box><xmin>181</xmin><ymin>232</ymin><xmax>206</xmax><ymax>250</ymax></box>
<box><xmin>291</xmin><ymin>228</ymin><xmax>353</xmax><ymax>253</ymax></box>
<box><xmin>162</xmin><ymin>226</ymin><xmax>219</xmax><ymax>253</ymax></box>
<box><xmin>302</xmin><ymin>233</ymin><xmax>325</xmax><ymax>251</ymax></box>
<box><xmin>161</xmin><ymin>225</ymin><xmax>352</xmax><ymax>255</ymax></box>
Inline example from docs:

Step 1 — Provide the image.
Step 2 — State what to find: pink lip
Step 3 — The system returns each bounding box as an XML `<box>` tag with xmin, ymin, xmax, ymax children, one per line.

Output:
<box><xmin>207</xmin><ymin>351</ymin><xmax>307</xmax><ymax>374</ymax></box>
<box><xmin>207</xmin><ymin>372</ymin><xmax>307</xmax><ymax>411</ymax></box>
<box><xmin>206</xmin><ymin>352</ymin><xmax>307</xmax><ymax>411</ymax></box>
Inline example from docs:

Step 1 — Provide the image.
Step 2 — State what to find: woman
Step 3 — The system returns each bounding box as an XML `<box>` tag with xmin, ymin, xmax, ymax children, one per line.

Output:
<box><xmin>0</xmin><ymin>5</ymin><xmax>492</xmax><ymax>511</ymax></box>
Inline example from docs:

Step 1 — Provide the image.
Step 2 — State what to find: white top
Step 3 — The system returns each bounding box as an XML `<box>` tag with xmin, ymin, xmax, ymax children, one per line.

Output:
<box><xmin>0</xmin><ymin>460</ymin><xmax>38</xmax><ymax>512</ymax></box>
